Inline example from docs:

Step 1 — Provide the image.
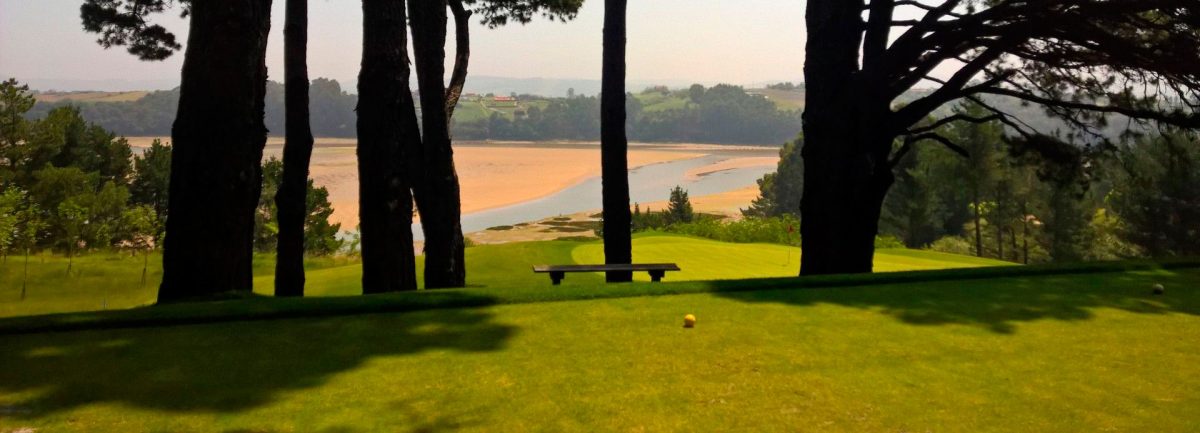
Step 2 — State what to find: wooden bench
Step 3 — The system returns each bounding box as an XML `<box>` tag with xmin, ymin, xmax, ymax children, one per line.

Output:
<box><xmin>532</xmin><ymin>263</ymin><xmax>681</xmax><ymax>285</ymax></box>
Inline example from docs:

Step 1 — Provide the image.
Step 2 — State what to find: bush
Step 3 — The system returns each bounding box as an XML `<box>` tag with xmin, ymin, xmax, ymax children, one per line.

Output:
<box><xmin>928</xmin><ymin>236</ymin><xmax>974</xmax><ymax>255</ymax></box>
<box><xmin>874</xmin><ymin>235</ymin><xmax>905</xmax><ymax>249</ymax></box>
<box><xmin>667</xmin><ymin>215</ymin><xmax>800</xmax><ymax>246</ymax></box>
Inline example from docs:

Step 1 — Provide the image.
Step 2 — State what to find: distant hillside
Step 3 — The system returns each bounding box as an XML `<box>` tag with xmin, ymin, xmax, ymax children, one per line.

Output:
<box><xmin>33</xmin><ymin>91</ymin><xmax>149</xmax><ymax>103</ymax></box>
<box><xmin>23</xmin><ymin>78</ymin><xmax>1134</xmax><ymax>144</ymax></box>
<box><xmin>460</xmin><ymin>76</ymin><xmax>698</xmax><ymax>98</ymax></box>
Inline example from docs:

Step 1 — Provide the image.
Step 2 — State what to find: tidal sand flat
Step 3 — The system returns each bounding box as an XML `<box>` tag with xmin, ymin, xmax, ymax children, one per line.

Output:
<box><xmin>128</xmin><ymin>138</ymin><xmax>743</xmax><ymax>229</ymax></box>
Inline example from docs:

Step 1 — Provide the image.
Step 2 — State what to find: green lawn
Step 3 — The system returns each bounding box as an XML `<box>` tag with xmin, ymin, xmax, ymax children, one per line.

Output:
<box><xmin>1</xmin><ymin>267</ymin><xmax>1196</xmax><ymax>431</ymax></box>
<box><xmin>573</xmin><ymin>234</ymin><xmax>1011</xmax><ymax>282</ymax></box>
<box><xmin>1</xmin><ymin>234</ymin><xmax>1007</xmax><ymax>318</ymax></box>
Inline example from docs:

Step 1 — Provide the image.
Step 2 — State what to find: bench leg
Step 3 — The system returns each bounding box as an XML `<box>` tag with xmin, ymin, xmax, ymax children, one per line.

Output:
<box><xmin>550</xmin><ymin>271</ymin><xmax>564</xmax><ymax>285</ymax></box>
<box><xmin>648</xmin><ymin>270</ymin><xmax>665</xmax><ymax>282</ymax></box>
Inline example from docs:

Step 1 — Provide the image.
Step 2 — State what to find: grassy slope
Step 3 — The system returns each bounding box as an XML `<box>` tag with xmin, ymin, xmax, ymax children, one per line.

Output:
<box><xmin>452</xmin><ymin>99</ymin><xmax>552</xmax><ymax>123</ymax></box>
<box><xmin>572</xmin><ymin>234</ymin><xmax>1011</xmax><ymax>282</ymax></box>
<box><xmin>634</xmin><ymin>91</ymin><xmax>690</xmax><ymax>112</ymax></box>
<box><xmin>1</xmin><ymin>268</ymin><xmax>1196</xmax><ymax>432</ymax></box>
<box><xmin>1</xmin><ymin>235</ymin><xmax>1001</xmax><ymax>318</ymax></box>
<box><xmin>746</xmin><ymin>88</ymin><xmax>805</xmax><ymax>111</ymax></box>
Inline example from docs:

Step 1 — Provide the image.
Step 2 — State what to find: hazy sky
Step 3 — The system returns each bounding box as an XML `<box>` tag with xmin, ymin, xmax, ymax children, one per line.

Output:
<box><xmin>0</xmin><ymin>0</ymin><xmax>808</xmax><ymax>91</ymax></box>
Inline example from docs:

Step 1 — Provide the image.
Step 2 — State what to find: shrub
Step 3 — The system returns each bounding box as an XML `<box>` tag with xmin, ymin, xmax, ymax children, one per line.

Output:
<box><xmin>874</xmin><ymin>235</ymin><xmax>905</xmax><ymax>249</ymax></box>
<box><xmin>928</xmin><ymin>236</ymin><xmax>974</xmax><ymax>255</ymax></box>
<box><xmin>667</xmin><ymin>215</ymin><xmax>800</xmax><ymax>246</ymax></box>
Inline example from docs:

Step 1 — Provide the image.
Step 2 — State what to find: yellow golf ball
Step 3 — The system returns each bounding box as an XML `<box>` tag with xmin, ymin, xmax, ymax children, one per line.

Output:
<box><xmin>684</xmin><ymin>314</ymin><xmax>696</xmax><ymax>328</ymax></box>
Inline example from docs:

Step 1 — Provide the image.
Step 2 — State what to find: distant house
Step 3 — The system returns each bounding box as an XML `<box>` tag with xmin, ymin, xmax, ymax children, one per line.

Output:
<box><xmin>493</xmin><ymin>95</ymin><xmax>517</xmax><ymax>102</ymax></box>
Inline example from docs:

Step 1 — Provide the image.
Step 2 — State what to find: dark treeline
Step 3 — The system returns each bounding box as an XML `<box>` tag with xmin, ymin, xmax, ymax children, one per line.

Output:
<box><xmin>0</xmin><ymin>79</ymin><xmax>341</xmax><ymax>280</ymax></box>
<box><xmin>28</xmin><ymin>79</ymin><xmax>357</xmax><ymax>138</ymax></box>
<box><xmin>455</xmin><ymin>84</ymin><xmax>802</xmax><ymax>144</ymax></box>
<box><xmin>749</xmin><ymin>102</ymin><xmax>1200</xmax><ymax>264</ymax></box>
<box><xmin>29</xmin><ymin>82</ymin><xmax>801</xmax><ymax>145</ymax></box>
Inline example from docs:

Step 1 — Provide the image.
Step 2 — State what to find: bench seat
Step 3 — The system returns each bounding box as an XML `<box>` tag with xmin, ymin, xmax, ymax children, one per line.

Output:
<box><xmin>533</xmin><ymin>263</ymin><xmax>681</xmax><ymax>285</ymax></box>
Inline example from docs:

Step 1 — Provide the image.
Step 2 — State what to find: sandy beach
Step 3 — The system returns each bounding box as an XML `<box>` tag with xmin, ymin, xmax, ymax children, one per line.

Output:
<box><xmin>127</xmin><ymin>138</ymin><xmax>775</xmax><ymax>229</ymax></box>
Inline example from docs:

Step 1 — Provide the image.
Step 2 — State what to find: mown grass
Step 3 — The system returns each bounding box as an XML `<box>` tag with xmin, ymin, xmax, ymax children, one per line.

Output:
<box><xmin>0</xmin><ymin>267</ymin><xmax>1196</xmax><ymax>432</ymax></box>
<box><xmin>572</xmin><ymin>233</ymin><xmax>1012</xmax><ymax>282</ymax></box>
<box><xmin>3</xmin><ymin>234</ymin><xmax>1003</xmax><ymax>318</ymax></box>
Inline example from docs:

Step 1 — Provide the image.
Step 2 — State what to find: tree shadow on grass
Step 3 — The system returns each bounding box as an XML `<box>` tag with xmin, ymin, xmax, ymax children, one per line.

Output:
<box><xmin>0</xmin><ymin>303</ymin><xmax>517</xmax><ymax>420</ymax></box>
<box><xmin>710</xmin><ymin>269</ymin><xmax>1200</xmax><ymax>334</ymax></box>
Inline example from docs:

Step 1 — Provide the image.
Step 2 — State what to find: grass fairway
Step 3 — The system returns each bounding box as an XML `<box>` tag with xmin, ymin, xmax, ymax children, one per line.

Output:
<box><xmin>1</xmin><ymin>235</ymin><xmax>1005</xmax><ymax>318</ymax></box>
<box><xmin>1</xmin><ymin>268</ymin><xmax>1197</xmax><ymax>431</ymax></box>
<box><xmin>572</xmin><ymin>233</ymin><xmax>1012</xmax><ymax>281</ymax></box>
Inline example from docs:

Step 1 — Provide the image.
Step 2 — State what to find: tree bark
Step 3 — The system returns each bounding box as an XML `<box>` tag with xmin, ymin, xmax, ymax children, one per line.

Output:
<box><xmin>601</xmin><ymin>0</ymin><xmax>632</xmax><ymax>282</ymax></box>
<box><xmin>799</xmin><ymin>0</ymin><xmax>893</xmax><ymax>276</ymax></box>
<box><xmin>996</xmin><ymin>221</ymin><xmax>1004</xmax><ymax>259</ymax></box>
<box><xmin>410</xmin><ymin>0</ymin><xmax>466</xmax><ymax>288</ymax></box>
<box><xmin>972</xmin><ymin>187</ymin><xmax>983</xmax><ymax>257</ymax></box>
<box><xmin>445</xmin><ymin>0</ymin><xmax>471</xmax><ymax>121</ymax></box>
<box><xmin>357</xmin><ymin>0</ymin><xmax>419</xmax><ymax>293</ymax></box>
<box><xmin>274</xmin><ymin>0</ymin><xmax>314</xmax><ymax>297</ymax></box>
<box><xmin>159</xmin><ymin>0</ymin><xmax>273</xmax><ymax>303</ymax></box>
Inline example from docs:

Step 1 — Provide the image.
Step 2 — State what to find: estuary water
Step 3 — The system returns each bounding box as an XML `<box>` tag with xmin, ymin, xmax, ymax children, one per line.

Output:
<box><xmin>413</xmin><ymin>148</ymin><xmax>777</xmax><ymax>239</ymax></box>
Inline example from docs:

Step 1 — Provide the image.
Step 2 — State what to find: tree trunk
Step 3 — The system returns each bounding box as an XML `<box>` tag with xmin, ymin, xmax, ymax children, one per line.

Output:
<box><xmin>996</xmin><ymin>222</ymin><xmax>1004</xmax><ymax>259</ymax></box>
<box><xmin>159</xmin><ymin>0</ymin><xmax>273</xmax><ymax>303</ymax></box>
<box><xmin>275</xmin><ymin>0</ymin><xmax>314</xmax><ymax>297</ymax></box>
<box><xmin>799</xmin><ymin>0</ymin><xmax>892</xmax><ymax>276</ymax></box>
<box><xmin>972</xmin><ymin>187</ymin><xmax>983</xmax><ymax>257</ymax></box>
<box><xmin>1008</xmin><ymin>227</ymin><xmax>1018</xmax><ymax>262</ymax></box>
<box><xmin>21</xmin><ymin>248</ymin><xmax>28</xmax><ymax>300</ymax></box>
<box><xmin>410</xmin><ymin>0</ymin><xmax>466</xmax><ymax>288</ymax></box>
<box><xmin>357</xmin><ymin>0</ymin><xmax>419</xmax><ymax>293</ymax></box>
<box><xmin>601</xmin><ymin>0</ymin><xmax>632</xmax><ymax>282</ymax></box>
<box><xmin>142</xmin><ymin>250</ymin><xmax>149</xmax><ymax>285</ymax></box>
<box><xmin>1021</xmin><ymin>200</ymin><xmax>1030</xmax><ymax>264</ymax></box>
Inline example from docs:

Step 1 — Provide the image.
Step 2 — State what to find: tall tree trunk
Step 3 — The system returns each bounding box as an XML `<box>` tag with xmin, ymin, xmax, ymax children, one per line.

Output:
<box><xmin>159</xmin><ymin>0</ymin><xmax>273</xmax><ymax>303</ymax></box>
<box><xmin>275</xmin><ymin>0</ymin><xmax>314</xmax><ymax>297</ymax></box>
<box><xmin>972</xmin><ymin>187</ymin><xmax>983</xmax><ymax>257</ymax></box>
<box><xmin>21</xmin><ymin>248</ymin><xmax>28</xmax><ymax>300</ymax></box>
<box><xmin>1008</xmin><ymin>227</ymin><xmax>1018</xmax><ymax>262</ymax></box>
<box><xmin>1021</xmin><ymin>200</ymin><xmax>1030</xmax><ymax>264</ymax></box>
<box><xmin>410</xmin><ymin>0</ymin><xmax>466</xmax><ymax>288</ymax></box>
<box><xmin>601</xmin><ymin>0</ymin><xmax>632</xmax><ymax>282</ymax></box>
<box><xmin>996</xmin><ymin>223</ymin><xmax>1004</xmax><ymax>259</ymax></box>
<box><xmin>357</xmin><ymin>0</ymin><xmax>419</xmax><ymax>293</ymax></box>
<box><xmin>799</xmin><ymin>0</ymin><xmax>892</xmax><ymax>276</ymax></box>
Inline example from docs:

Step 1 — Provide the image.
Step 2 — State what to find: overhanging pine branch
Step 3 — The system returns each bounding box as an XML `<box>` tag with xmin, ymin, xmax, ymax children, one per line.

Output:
<box><xmin>904</xmin><ymin>113</ymin><xmax>1004</xmax><ymax>135</ymax></box>
<box><xmin>888</xmin><ymin>132</ymin><xmax>970</xmax><ymax>168</ymax></box>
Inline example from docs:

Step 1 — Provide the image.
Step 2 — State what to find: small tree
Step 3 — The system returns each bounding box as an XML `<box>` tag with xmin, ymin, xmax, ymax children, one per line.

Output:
<box><xmin>0</xmin><ymin>188</ymin><xmax>23</xmax><ymax>260</ymax></box>
<box><xmin>57</xmin><ymin>201</ymin><xmax>87</xmax><ymax>275</ymax></box>
<box><xmin>130</xmin><ymin>138</ymin><xmax>171</xmax><ymax>222</ymax></box>
<box><xmin>667</xmin><ymin>186</ymin><xmax>694</xmax><ymax>224</ymax></box>
<box><xmin>0</xmin><ymin>79</ymin><xmax>35</xmax><ymax>182</ymax></box>
<box><xmin>122</xmin><ymin>205</ymin><xmax>160</xmax><ymax>285</ymax></box>
<box><xmin>14</xmin><ymin>201</ymin><xmax>44</xmax><ymax>300</ymax></box>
